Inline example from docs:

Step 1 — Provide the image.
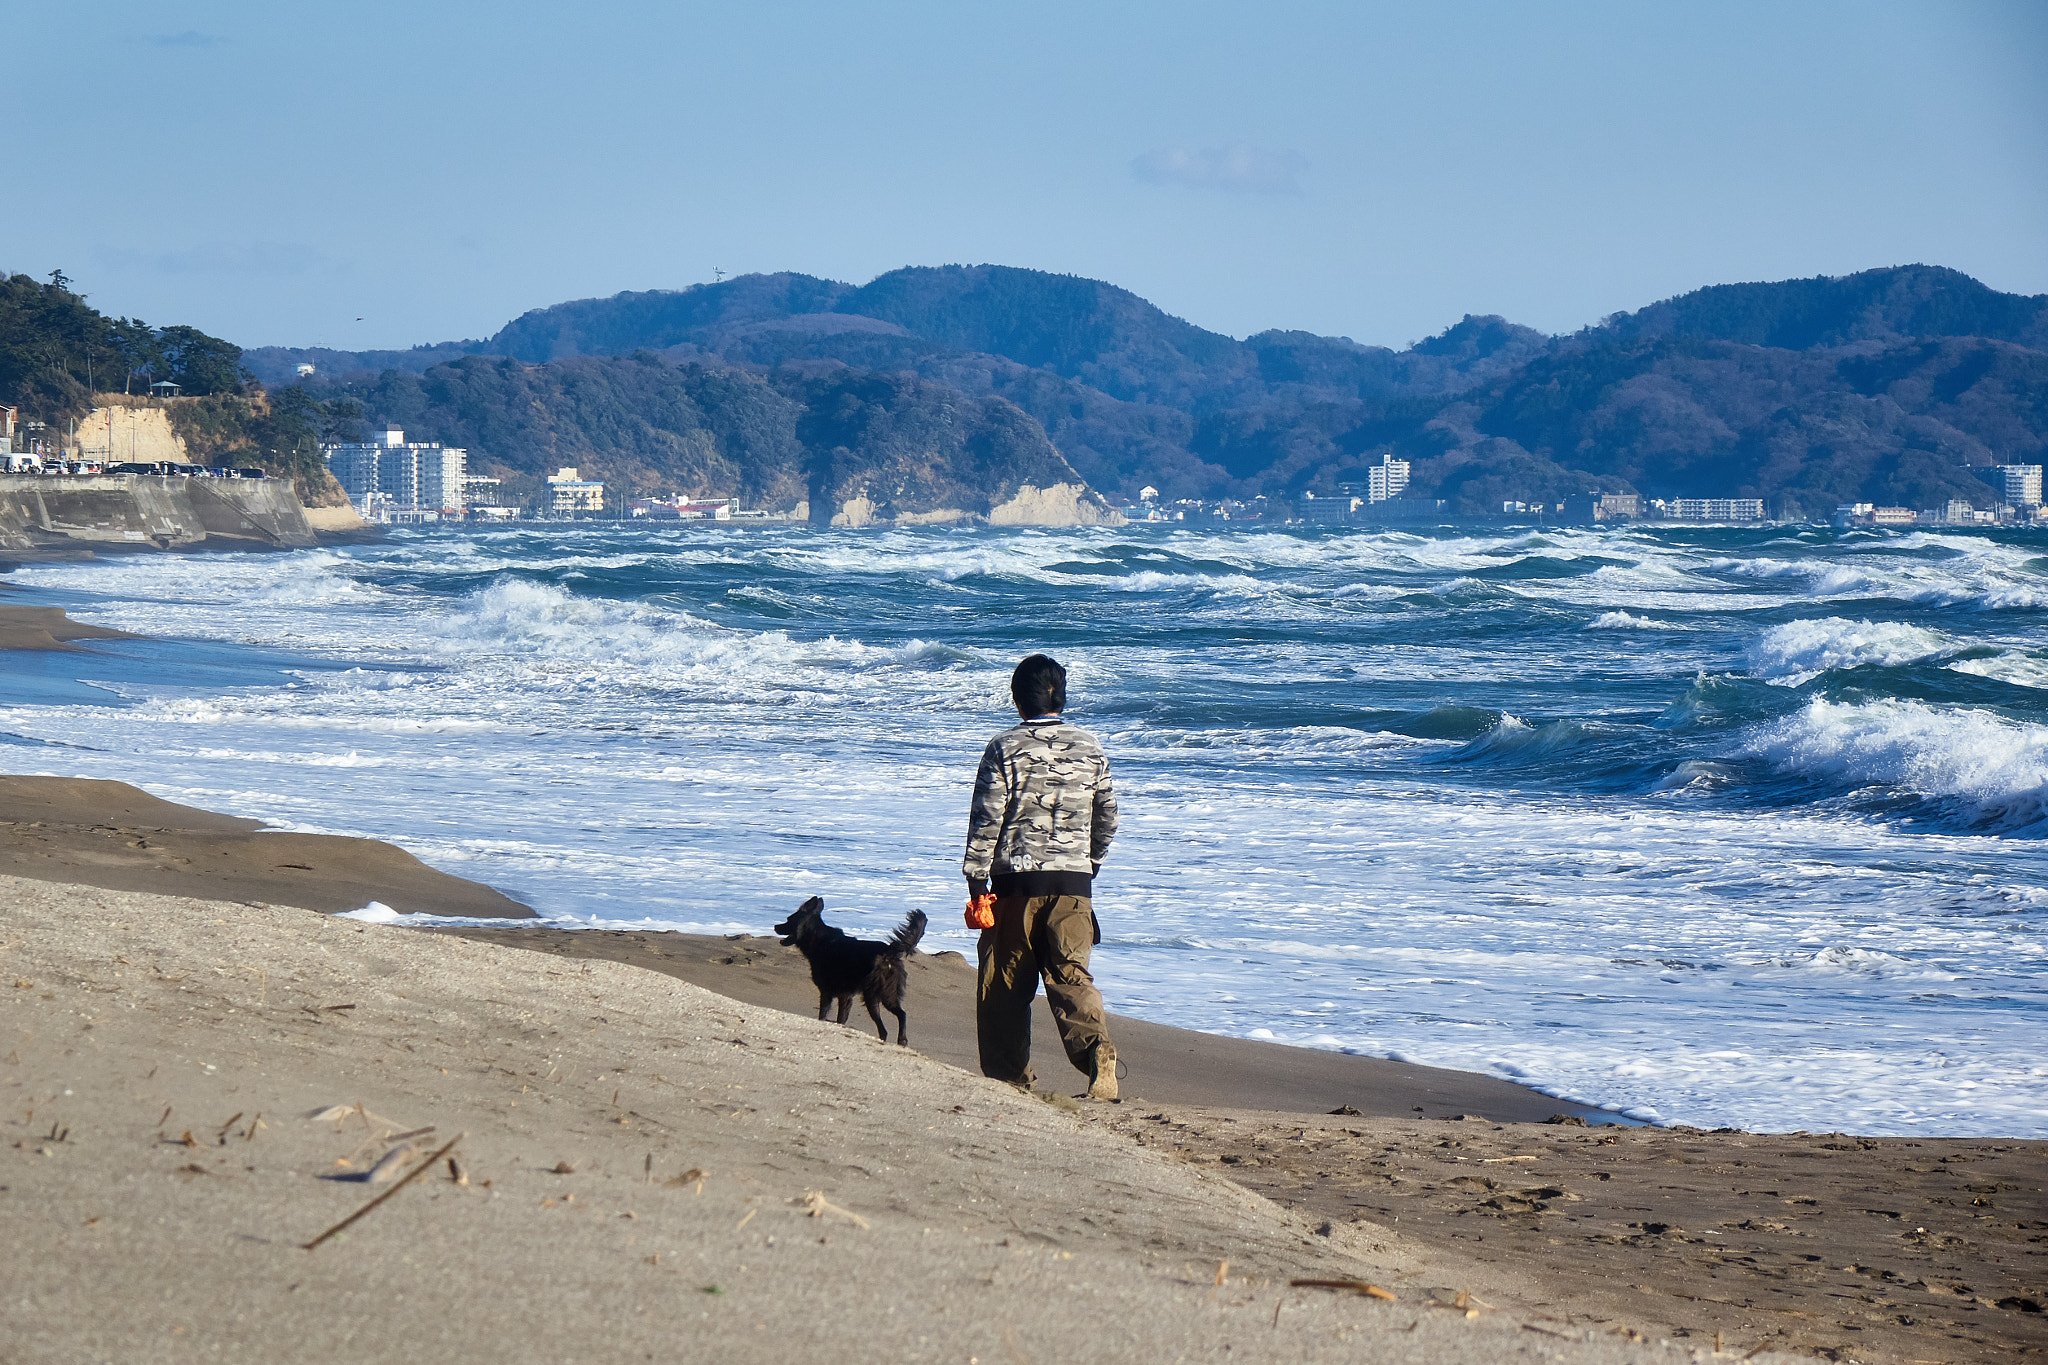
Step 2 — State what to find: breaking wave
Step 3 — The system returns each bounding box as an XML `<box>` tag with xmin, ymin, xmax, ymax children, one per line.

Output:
<box><xmin>1738</xmin><ymin>697</ymin><xmax>2048</xmax><ymax>833</ymax></box>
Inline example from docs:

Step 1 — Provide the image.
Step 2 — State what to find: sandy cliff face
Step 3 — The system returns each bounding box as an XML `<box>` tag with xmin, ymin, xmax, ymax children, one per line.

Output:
<box><xmin>987</xmin><ymin>482</ymin><xmax>1127</xmax><ymax>527</ymax></box>
<box><xmin>70</xmin><ymin>402</ymin><xmax>190</xmax><ymax>464</ymax></box>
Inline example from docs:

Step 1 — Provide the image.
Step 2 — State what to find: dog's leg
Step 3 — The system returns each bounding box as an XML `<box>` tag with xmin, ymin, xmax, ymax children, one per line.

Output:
<box><xmin>888</xmin><ymin>1000</ymin><xmax>908</xmax><ymax>1046</ymax></box>
<box><xmin>817</xmin><ymin>989</ymin><xmax>831</xmax><ymax>1021</ymax></box>
<box><xmin>836</xmin><ymin>995</ymin><xmax>854</xmax><ymax>1025</ymax></box>
<box><xmin>862</xmin><ymin>991</ymin><xmax>889</xmax><ymax>1042</ymax></box>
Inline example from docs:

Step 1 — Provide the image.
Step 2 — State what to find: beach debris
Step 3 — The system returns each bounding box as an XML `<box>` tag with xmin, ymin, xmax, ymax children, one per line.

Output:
<box><xmin>304</xmin><ymin>1133</ymin><xmax>463</xmax><ymax>1251</ymax></box>
<box><xmin>1544</xmin><ymin>1114</ymin><xmax>1586</xmax><ymax>1126</ymax></box>
<box><xmin>1328</xmin><ymin>1105</ymin><xmax>1361</xmax><ymax>1116</ymax></box>
<box><xmin>168</xmin><ymin>1130</ymin><xmax>197</xmax><ymax>1148</ymax></box>
<box><xmin>801</xmin><ymin>1190</ymin><xmax>869</xmax><ymax>1229</ymax></box>
<box><xmin>735</xmin><ymin>1208</ymin><xmax>757</xmax><ymax>1231</ymax></box>
<box><xmin>549</xmin><ymin>1161</ymin><xmax>576</xmax><ymax>1175</ymax></box>
<box><xmin>1425</xmin><ymin>1288</ymin><xmax>1491</xmax><ymax>1319</ymax></box>
<box><xmin>1479</xmin><ymin>1155</ymin><xmax>1537</xmax><ymax>1163</ymax></box>
<box><xmin>663</xmin><ymin>1167</ymin><xmax>706</xmax><ymax>1192</ymax></box>
<box><xmin>176</xmin><ymin>1163</ymin><xmax>213</xmax><ymax>1177</ymax></box>
<box><xmin>1214</xmin><ymin>1259</ymin><xmax>1229</xmax><ymax>1286</ymax></box>
<box><xmin>1290</xmin><ymin>1278</ymin><xmax>1397</xmax><ymax>1302</ymax></box>
<box><xmin>365</xmin><ymin>1143</ymin><xmax>417</xmax><ymax>1183</ymax></box>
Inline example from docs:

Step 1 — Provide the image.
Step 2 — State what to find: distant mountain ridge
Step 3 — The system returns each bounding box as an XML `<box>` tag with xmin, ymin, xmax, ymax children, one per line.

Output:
<box><xmin>244</xmin><ymin>262</ymin><xmax>2048</xmax><ymax>517</ymax></box>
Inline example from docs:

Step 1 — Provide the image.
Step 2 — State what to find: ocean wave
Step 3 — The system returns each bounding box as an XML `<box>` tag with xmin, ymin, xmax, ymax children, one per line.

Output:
<box><xmin>1736</xmin><ymin>697</ymin><xmax>2048</xmax><ymax>833</ymax></box>
<box><xmin>1587</xmin><ymin>610</ymin><xmax>1684</xmax><ymax>630</ymax></box>
<box><xmin>1948</xmin><ymin>652</ymin><xmax>2048</xmax><ymax>690</ymax></box>
<box><xmin>1769</xmin><ymin>945</ymin><xmax>1958</xmax><ymax>981</ymax></box>
<box><xmin>1745</xmin><ymin>617</ymin><xmax>1953</xmax><ymax>686</ymax></box>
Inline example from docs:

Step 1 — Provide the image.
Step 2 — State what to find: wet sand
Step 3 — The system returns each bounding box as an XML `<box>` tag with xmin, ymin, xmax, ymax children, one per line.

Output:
<box><xmin>0</xmin><ymin>775</ymin><xmax>533</xmax><ymax>918</ymax></box>
<box><xmin>0</xmin><ymin>602</ymin><xmax>140</xmax><ymax>651</ymax></box>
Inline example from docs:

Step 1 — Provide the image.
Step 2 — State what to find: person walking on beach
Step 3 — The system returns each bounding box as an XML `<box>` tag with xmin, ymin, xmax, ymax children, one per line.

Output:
<box><xmin>963</xmin><ymin>653</ymin><xmax>1121</xmax><ymax>1100</ymax></box>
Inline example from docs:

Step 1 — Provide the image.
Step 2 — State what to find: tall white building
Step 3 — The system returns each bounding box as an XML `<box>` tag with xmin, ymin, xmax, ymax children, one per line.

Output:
<box><xmin>1999</xmin><ymin>464</ymin><xmax>2043</xmax><ymax>507</ymax></box>
<box><xmin>1366</xmin><ymin>452</ymin><xmax>1410</xmax><ymax>504</ymax></box>
<box><xmin>322</xmin><ymin>427</ymin><xmax>468</xmax><ymax>517</ymax></box>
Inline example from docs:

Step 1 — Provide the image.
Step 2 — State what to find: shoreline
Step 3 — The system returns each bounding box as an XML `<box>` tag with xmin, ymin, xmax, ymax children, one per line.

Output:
<box><xmin>2</xmin><ymin>774</ymin><xmax>2042</xmax><ymax>1361</ymax></box>
<box><xmin>0</xmin><ymin>601</ymin><xmax>143</xmax><ymax>651</ymax></box>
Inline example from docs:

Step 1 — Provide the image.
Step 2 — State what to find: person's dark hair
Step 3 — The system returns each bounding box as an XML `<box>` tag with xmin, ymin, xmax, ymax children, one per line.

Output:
<box><xmin>1011</xmin><ymin>654</ymin><xmax>1067</xmax><ymax>717</ymax></box>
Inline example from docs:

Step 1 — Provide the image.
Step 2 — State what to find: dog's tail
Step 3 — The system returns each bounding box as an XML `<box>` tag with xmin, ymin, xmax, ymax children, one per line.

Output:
<box><xmin>890</xmin><ymin>909</ymin><xmax>928</xmax><ymax>955</ymax></box>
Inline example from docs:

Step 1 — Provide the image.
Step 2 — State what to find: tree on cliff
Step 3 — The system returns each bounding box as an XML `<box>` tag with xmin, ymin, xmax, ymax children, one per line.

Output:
<box><xmin>0</xmin><ymin>272</ymin><xmax>247</xmax><ymax>427</ymax></box>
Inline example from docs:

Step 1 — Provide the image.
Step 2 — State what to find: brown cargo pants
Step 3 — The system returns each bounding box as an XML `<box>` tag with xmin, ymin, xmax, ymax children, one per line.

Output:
<box><xmin>976</xmin><ymin>893</ymin><xmax>1111</xmax><ymax>1087</ymax></box>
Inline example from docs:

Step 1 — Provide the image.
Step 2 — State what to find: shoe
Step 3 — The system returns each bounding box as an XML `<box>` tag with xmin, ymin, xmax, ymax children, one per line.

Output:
<box><xmin>1086</xmin><ymin>1041</ymin><xmax>1119</xmax><ymax>1102</ymax></box>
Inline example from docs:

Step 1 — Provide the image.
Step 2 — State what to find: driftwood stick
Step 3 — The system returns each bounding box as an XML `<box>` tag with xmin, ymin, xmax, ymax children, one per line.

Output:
<box><xmin>304</xmin><ymin>1133</ymin><xmax>463</xmax><ymax>1251</ymax></box>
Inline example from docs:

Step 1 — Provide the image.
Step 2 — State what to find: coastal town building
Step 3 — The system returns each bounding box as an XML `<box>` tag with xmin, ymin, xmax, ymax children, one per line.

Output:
<box><xmin>1367</xmin><ymin>453</ymin><xmax>1409</xmax><ymax>504</ymax></box>
<box><xmin>1996</xmin><ymin>464</ymin><xmax>2043</xmax><ymax>507</ymax></box>
<box><xmin>1563</xmin><ymin>491</ymin><xmax>1641</xmax><ymax>523</ymax></box>
<box><xmin>547</xmin><ymin>466</ymin><xmax>605</xmax><ymax>514</ymax></box>
<box><xmin>628</xmin><ymin>496</ymin><xmax>733</xmax><ymax>519</ymax></box>
<box><xmin>1296</xmin><ymin>492</ymin><xmax>1359</xmax><ymax>523</ymax></box>
<box><xmin>322</xmin><ymin>428</ymin><xmax>468</xmax><ymax>519</ymax></box>
<box><xmin>1667</xmin><ymin>498</ymin><xmax>1766</xmax><ymax>522</ymax></box>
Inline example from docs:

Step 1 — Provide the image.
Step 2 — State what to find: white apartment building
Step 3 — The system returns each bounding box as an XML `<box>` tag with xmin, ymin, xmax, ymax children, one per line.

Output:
<box><xmin>1670</xmin><ymin>498</ymin><xmax>1766</xmax><ymax>522</ymax></box>
<box><xmin>1999</xmin><ymin>464</ymin><xmax>2043</xmax><ymax>507</ymax></box>
<box><xmin>1367</xmin><ymin>453</ymin><xmax>1410</xmax><ymax>504</ymax></box>
<box><xmin>322</xmin><ymin>427</ymin><xmax>468</xmax><ymax>517</ymax></box>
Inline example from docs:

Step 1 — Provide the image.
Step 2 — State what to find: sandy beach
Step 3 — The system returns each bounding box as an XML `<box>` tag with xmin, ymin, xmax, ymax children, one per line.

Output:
<box><xmin>2</xmin><ymin>775</ymin><xmax>2042</xmax><ymax>1363</ymax></box>
<box><xmin>0</xmin><ymin>601</ymin><xmax>141</xmax><ymax>652</ymax></box>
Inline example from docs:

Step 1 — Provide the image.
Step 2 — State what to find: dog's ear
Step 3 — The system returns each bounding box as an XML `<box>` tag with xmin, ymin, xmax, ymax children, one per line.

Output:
<box><xmin>799</xmin><ymin>896</ymin><xmax>824</xmax><ymax>915</ymax></box>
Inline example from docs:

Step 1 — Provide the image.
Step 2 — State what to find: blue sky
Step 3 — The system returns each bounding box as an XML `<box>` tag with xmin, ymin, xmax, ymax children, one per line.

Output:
<box><xmin>7</xmin><ymin>1</ymin><xmax>2043</xmax><ymax>351</ymax></box>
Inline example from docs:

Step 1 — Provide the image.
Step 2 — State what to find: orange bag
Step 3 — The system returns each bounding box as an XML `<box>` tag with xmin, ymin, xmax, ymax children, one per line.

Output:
<box><xmin>964</xmin><ymin>892</ymin><xmax>996</xmax><ymax>930</ymax></box>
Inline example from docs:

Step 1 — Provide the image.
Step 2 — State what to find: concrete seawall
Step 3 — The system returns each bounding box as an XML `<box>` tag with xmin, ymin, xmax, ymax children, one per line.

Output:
<box><xmin>0</xmin><ymin>475</ymin><xmax>319</xmax><ymax>554</ymax></box>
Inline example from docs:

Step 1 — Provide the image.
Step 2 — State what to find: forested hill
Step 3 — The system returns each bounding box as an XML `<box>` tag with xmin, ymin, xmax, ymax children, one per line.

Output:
<box><xmin>231</xmin><ymin>262</ymin><xmax>2048</xmax><ymax>516</ymax></box>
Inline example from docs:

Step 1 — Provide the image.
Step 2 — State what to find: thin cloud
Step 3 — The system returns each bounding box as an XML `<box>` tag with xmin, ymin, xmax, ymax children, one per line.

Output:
<box><xmin>147</xmin><ymin>31</ymin><xmax>226</xmax><ymax>48</ymax></box>
<box><xmin>1130</xmin><ymin>145</ymin><xmax>1309</xmax><ymax>196</ymax></box>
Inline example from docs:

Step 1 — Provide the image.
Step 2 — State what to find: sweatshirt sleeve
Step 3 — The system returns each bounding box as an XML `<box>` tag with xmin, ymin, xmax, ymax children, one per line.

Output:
<box><xmin>961</xmin><ymin>739</ymin><xmax>1008</xmax><ymax>879</ymax></box>
<box><xmin>1089</xmin><ymin>752</ymin><xmax>1119</xmax><ymax>866</ymax></box>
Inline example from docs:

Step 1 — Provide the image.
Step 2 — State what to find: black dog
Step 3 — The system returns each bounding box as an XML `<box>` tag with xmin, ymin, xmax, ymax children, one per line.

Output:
<box><xmin>772</xmin><ymin>897</ymin><xmax>928</xmax><ymax>1045</ymax></box>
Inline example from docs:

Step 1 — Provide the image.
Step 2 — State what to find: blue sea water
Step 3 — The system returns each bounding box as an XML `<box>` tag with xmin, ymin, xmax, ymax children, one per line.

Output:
<box><xmin>3</xmin><ymin>522</ymin><xmax>2045</xmax><ymax>1135</ymax></box>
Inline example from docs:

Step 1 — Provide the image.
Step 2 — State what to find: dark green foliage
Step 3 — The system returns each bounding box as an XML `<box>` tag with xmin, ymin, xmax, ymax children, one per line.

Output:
<box><xmin>0</xmin><ymin>272</ymin><xmax>245</xmax><ymax>428</ymax></box>
<box><xmin>790</xmin><ymin>369</ymin><xmax>1078</xmax><ymax>521</ymax></box>
<box><xmin>834</xmin><ymin>265</ymin><xmax>1256</xmax><ymax>409</ymax></box>
<box><xmin>331</xmin><ymin>355</ymin><xmax>810</xmax><ymax>508</ymax></box>
<box><xmin>1600</xmin><ymin>265</ymin><xmax>2048</xmax><ymax>351</ymax></box>
<box><xmin>491</xmin><ymin>273</ymin><xmax>853</xmax><ymax>362</ymax></box>
<box><xmin>314</xmin><ymin>352</ymin><xmax>1083</xmax><ymax>518</ymax></box>
<box><xmin>150</xmin><ymin>260</ymin><xmax>2048</xmax><ymax>518</ymax></box>
<box><xmin>165</xmin><ymin>386</ymin><xmax>353</xmax><ymax>496</ymax></box>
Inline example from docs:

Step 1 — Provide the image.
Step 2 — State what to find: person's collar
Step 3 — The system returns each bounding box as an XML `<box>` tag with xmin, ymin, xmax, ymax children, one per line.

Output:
<box><xmin>1023</xmin><ymin>714</ymin><xmax>1062</xmax><ymax>723</ymax></box>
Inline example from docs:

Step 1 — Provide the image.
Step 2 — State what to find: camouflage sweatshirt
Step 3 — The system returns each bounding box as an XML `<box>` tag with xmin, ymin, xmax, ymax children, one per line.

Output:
<box><xmin>962</xmin><ymin>718</ymin><xmax>1119</xmax><ymax>894</ymax></box>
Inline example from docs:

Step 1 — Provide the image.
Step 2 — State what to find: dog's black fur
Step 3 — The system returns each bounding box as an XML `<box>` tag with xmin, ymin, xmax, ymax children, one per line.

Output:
<box><xmin>772</xmin><ymin>897</ymin><xmax>928</xmax><ymax>1045</ymax></box>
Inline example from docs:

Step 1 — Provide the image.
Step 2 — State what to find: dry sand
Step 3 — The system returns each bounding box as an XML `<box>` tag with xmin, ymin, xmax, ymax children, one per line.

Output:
<box><xmin>445</xmin><ymin>925</ymin><xmax>2048</xmax><ymax>1365</ymax></box>
<box><xmin>2</xmin><ymin>774</ymin><xmax>2039</xmax><ymax>1362</ymax></box>
<box><xmin>3</xmin><ymin>874</ymin><xmax>1742</xmax><ymax>1365</ymax></box>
